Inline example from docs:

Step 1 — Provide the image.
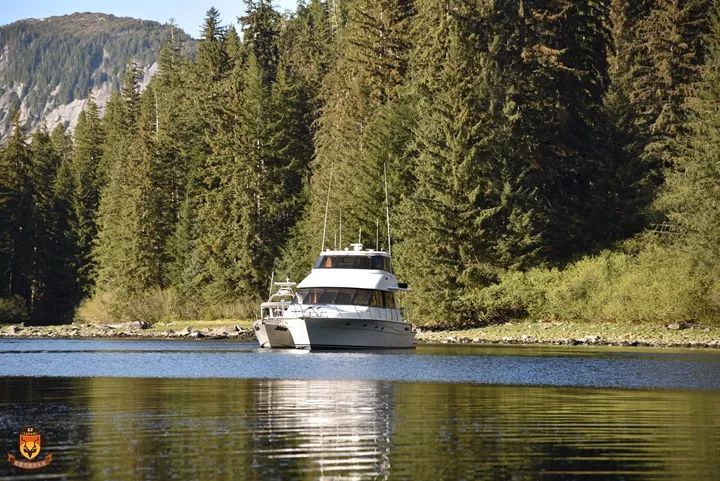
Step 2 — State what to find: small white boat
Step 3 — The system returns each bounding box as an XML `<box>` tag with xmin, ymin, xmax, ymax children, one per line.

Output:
<box><xmin>283</xmin><ymin>243</ymin><xmax>415</xmax><ymax>350</ymax></box>
<box><xmin>253</xmin><ymin>280</ymin><xmax>297</xmax><ymax>348</ymax></box>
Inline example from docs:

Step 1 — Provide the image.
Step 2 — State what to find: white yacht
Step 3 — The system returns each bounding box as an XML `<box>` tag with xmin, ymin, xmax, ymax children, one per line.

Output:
<box><xmin>282</xmin><ymin>243</ymin><xmax>415</xmax><ymax>349</ymax></box>
<box><xmin>253</xmin><ymin>280</ymin><xmax>297</xmax><ymax>348</ymax></box>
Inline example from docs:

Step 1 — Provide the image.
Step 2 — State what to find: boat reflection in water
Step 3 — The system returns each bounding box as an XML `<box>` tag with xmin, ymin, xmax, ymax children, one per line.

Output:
<box><xmin>251</xmin><ymin>379</ymin><xmax>394</xmax><ymax>480</ymax></box>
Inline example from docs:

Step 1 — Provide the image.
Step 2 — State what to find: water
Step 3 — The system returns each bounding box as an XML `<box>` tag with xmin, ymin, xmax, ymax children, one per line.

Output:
<box><xmin>1</xmin><ymin>340</ymin><xmax>719</xmax><ymax>480</ymax></box>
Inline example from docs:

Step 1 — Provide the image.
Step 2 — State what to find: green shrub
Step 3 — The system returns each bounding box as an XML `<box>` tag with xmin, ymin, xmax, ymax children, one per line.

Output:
<box><xmin>197</xmin><ymin>299</ymin><xmax>258</xmax><ymax>321</ymax></box>
<box><xmin>75</xmin><ymin>291</ymin><xmax>119</xmax><ymax>324</ymax></box>
<box><xmin>525</xmin><ymin>252</ymin><xmax>628</xmax><ymax>322</ymax></box>
<box><xmin>601</xmin><ymin>245</ymin><xmax>716</xmax><ymax>324</ymax></box>
<box><xmin>75</xmin><ymin>289</ymin><xmax>258</xmax><ymax>324</ymax></box>
<box><xmin>462</xmin><ymin>270</ymin><xmax>538</xmax><ymax>324</ymax></box>
<box><xmin>0</xmin><ymin>296</ymin><xmax>29</xmax><ymax>324</ymax></box>
<box><xmin>463</xmin><ymin>243</ymin><xmax>720</xmax><ymax>326</ymax></box>
<box><xmin>76</xmin><ymin>289</ymin><xmax>178</xmax><ymax>325</ymax></box>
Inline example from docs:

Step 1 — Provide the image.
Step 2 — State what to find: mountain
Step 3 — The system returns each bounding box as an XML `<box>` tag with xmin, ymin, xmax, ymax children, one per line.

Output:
<box><xmin>0</xmin><ymin>12</ymin><xmax>195</xmax><ymax>140</ymax></box>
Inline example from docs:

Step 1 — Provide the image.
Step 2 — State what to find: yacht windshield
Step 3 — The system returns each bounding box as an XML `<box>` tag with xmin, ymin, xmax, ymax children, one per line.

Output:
<box><xmin>293</xmin><ymin>288</ymin><xmax>396</xmax><ymax>308</ymax></box>
<box><xmin>314</xmin><ymin>255</ymin><xmax>393</xmax><ymax>273</ymax></box>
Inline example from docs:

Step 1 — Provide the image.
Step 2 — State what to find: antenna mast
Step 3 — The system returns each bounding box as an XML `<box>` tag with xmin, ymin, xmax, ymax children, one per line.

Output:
<box><xmin>384</xmin><ymin>163</ymin><xmax>392</xmax><ymax>255</ymax></box>
<box><xmin>376</xmin><ymin>219</ymin><xmax>379</xmax><ymax>251</ymax></box>
<box><xmin>321</xmin><ymin>165</ymin><xmax>334</xmax><ymax>251</ymax></box>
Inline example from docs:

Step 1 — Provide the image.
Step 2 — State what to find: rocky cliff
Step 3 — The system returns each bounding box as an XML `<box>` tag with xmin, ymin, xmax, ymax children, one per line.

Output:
<box><xmin>0</xmin><ymin>12</ymin><xmax>194</xmax><ymax>140</ymax></box>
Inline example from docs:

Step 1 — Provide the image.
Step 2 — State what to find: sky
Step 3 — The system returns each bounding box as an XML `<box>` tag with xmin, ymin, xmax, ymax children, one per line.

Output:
<box><xmin>0</xmin><ymin>0</ymin><xmax>298</xmax><ymax>38</ymax></box>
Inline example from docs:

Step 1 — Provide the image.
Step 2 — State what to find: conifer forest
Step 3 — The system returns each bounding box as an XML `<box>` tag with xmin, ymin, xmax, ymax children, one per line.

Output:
<box><xmin>1</xmin><ymin>0</ymin><xmax>719</xmax><ymax>328</ymax></box>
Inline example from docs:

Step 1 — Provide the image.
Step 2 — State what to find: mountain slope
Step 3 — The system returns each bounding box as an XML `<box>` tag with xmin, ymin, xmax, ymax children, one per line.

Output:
<box><xmin>0</xmin><ymin>12</ymin><xmax>194</xmax><ymax>139</ymax></box>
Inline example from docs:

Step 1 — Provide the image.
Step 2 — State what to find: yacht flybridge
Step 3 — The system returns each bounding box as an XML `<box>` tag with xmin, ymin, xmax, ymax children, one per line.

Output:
<box><xmin>254</xmin><ymin>243</ymin><xmax>415</xmax><ymax>349</ymax></box>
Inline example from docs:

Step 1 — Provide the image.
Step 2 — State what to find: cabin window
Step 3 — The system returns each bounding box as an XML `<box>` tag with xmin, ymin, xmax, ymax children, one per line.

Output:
<box><xmin>384</xmin><ymin>257</ymin><xmax>393</xmax><ymax>273</ymax></box>
<box><xmin>335</xmin><ymin>288</ymin><xmax>355</xmax><ymax>305</ymax></box>
<box><xmin>313</xmin><ymin>255</ymin><xmax>393</xmax><ymax>273</ymax></box>
<box><xmin>353</xmin><ymin>290</ymin><xmax>371</xmax><ymax>305</ymax></box>
<box><xmin>293</xmin><ymin>288</ymin><xmax>397</xmax><ymax>308</ymax></box>
<box><xmin>319</xmin><ymin>289</ymin><xmax>340</xmax><ymax>304</ymax></box>
<box><xmin>335</xmin><ymin>256</ymin><xmax>356</xmax><ymax>269</ymax></box>
<box><xmin>384</xmin><ymin>292</ymin><xmax>396</xmax><ymax>309</ymax></box>
<box><xmin>369</xmin><ymin>291</ymin><xmax>384</xmax><ymax>308</ymax></box>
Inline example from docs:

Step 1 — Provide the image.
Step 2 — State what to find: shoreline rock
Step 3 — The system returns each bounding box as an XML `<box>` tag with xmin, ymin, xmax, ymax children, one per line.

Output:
<box><xmin>1</xmin><ymin>323</ymin><xmax>718</xmax><ymax>349</ymax></box>
<box><xmin>0</xmin><ymin>323</ymin><xmax>256</xmax><ymax>342</ymax></box>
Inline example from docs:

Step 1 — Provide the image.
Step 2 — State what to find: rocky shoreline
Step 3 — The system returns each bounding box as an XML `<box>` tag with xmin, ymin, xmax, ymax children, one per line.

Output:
<box><xmin>0</xmin><ymin>322</ymin><xmax>257</xmax><ymax>341</ymax></box>
<box><xmin>1</xmin><ymin>320</ymin><xmax>719</xmax><ymax>349</ymax></box>
<box><xmin>414</xmin><ymin>332</ymin><xmax>720</xmax><ymax>349</ymax></box>
<box><xmin>414</xmin><ymin>320</ymin><xmax>720</xmax><ymax>349</ymax></box>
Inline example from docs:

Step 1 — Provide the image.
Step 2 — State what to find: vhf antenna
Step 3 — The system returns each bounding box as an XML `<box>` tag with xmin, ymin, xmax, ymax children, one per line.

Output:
<box><xmin>321</xmin><ymin>164</ymin><xmax>334</xmax><ymax>251</ymax></box>
<box><xmin>384</xmin><ymin>162</ymin><xmax>392</xmax><ymax>255</ymax></box>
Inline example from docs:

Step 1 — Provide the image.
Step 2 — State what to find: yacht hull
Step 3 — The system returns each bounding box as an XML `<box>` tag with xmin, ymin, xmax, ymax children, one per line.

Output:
<box><xmin>286</xmin><ymin>317</ymin><xmax>415</xmax><ymax>350</ymax></box>
<box><xmin>253</xmin><ymin>320</ymin><xmax>295</xmax><ymax>348</ymax></box>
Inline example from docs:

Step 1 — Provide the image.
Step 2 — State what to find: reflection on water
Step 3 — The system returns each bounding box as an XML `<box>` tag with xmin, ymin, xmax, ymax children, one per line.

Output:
<box><xmin>1</xmin><ymin>376</ymin><xmax>719</xmax><ymax>481</ymax></box>
<box><xmin>252</xmin><ymin>380</ymin><xmax>393</xmax><ymax>480</ymax></box>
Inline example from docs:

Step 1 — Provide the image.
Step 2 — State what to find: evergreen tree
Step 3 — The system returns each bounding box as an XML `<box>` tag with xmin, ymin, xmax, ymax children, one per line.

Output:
<box><xmin>70</xmin><ymin>98</ymin><xmax>104</xmax><ymax>296</ymax></box>
<box><xmin>189</xmin><ymin>53</ymin><xmax>277</xmax><ymax>301</ymax></box>
<box><xmin>95</xmin><ymin>87</ymin><xmax>168</xmax><ymax>298</ymax></box>
<box><xmin>121</xmin><ymin>61</ymin><xmax>142</xmax><ymax>130</ymax></box>
<box><xmin>99</xmin><ymin>91</ymin><xmax>125</xmax><ymax>186</ymax></box>
<box><xmin>491</xmin><ymin>0</ymin><xmax>614</xmax><ymax>264</ymax></box>
<box><xmin>610</xmin><ymin>0</ymin><xmax>709</xmax><ymax>180</ymax></box>
<box><xmin>601</xmin><ymin>0</ymin><xmax>656</xmax><ymax>240</ymax></box>
<box><xmin>240</xmin><ymin>0</ymin><xmax>282</xmax><ymax>83</ymax></box>
<box><xmin>28</xmin><ymin>127</ymin><xmax>76</xmax><ymax>322</ymax></box>
<box><xmin>197</xmin><ymin>7</ymin><xmax>229</xmax><ymax>82</ymax></box>
<box><xmin>288</xmin><ymin>0</ymin><xmax>415</xmax><ymax>275</ymax></box>
<box><xmin>396</xmin><ymin>0</ymin><xmax>508</xmax><ymax>325</ymax></box>
<box><xmin>0</xmin><ymin>112</ymin><xmax>33</xmax><ymax>310</ymax></box>
<box><xmin>172</xmin><ymin>9</ymin><xmax>233</xmax><ymax>300</ymax></box>
<box><xmin>664</xmin><ymin>4</ymin><xmax>720</xmax><ymax>270</ymax></box>
<box><xmin>153</xmin><ymin>41</ymin><xmax>198</xmax><ymax>286</ymax></box>
<box><xmin>279</xmin><ymin>0</ymin><xmax>334</xmax><ymax>102</ymax></box>
<box><xmin>50</xmin><ymin>126</ymin><xmax>80</xmax><ymax>319</ymax></box>
<box><xmin>268</xmin><ymin>66</ymin><xmax>314</xmax><ymax>242</ymax></box>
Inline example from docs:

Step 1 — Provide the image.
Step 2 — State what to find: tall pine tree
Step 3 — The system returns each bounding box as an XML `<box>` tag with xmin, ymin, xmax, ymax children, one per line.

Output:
<box><xmin>70</xmin><ymin>98</ymin><xmax>104</xmax><ymax>296</ymax></box>
<box><xmin>0</xmin><ymin>112</ymin><xmax>33</xmax><ymax>315</ymax></box>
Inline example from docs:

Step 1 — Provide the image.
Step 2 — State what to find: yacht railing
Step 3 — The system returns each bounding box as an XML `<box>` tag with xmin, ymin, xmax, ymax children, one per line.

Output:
<box><xmin>287</xmin><ymin>304</ymin><xmax>406</xmax><ymax>322</ymax></box>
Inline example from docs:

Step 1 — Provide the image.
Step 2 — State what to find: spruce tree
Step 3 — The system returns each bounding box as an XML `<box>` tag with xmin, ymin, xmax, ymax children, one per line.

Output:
<box><xmin>189</xmin><ymin>52</ymin><xmax>277</xmax><ymax>302</ymax></box>
<box><xmin>664</xmin><ymin>4</ymin><xmax>720</xmax><ymax>270</ymax></box>
<box><xmin>609</xmin><ymin>0</ymin><xmax>709</xmax><ymax>185</ymax></box>
<box><xmin>197</xmin><ymin>7</ymin><xmax>229</xmax><ymax>82</ymax></box>
<box><xmin>28</xmin><ymin>127</ymin><xmax>76</xmax><ymax>322</ymax></box>
<box><xmin>396</xmin><ymin>0</ymin><xmax>508</xmax><ymax>326</ymax></box>
<box><xmin>94</xmin><ymin>66</ymin><xmax>169</xmax><ymax>301</ymax></box>
<box><xmin>241</xmin><ymin>0</ymin><xmax>281</xmax><ymax>83</ymax></box>
<box><xmin>100</xmin><ymin>89</ymin><xmax>169</xmax><ymax>292</ymax></box>
<box><xmin>279</xmin><ymin>0</ymin><xmax>334</xmax><ymax>103</ymax></box>
<box><xmin>50</xmin><ymin>126</ymin><xmax>80</xmax><ymax>320</ymax></box>
<box><xmin>70</xmin><ymin>98</ymin><xmax>104</xmax><ymax>296</ymax></box>
<box><xmin>153</xmin><ymin>42</ymin><xmax>198</xmax><ymax>287</ymax></box>
<box><xmin>288</xmin><ymin>0</ymin><xmax>415</xmax><ymax>275</ymax></box>
<box><xmin>490</xmin><ymin>0</ymin><xmax>614</xmax><ymax>264</ymax></box>
<box><xmin>99</xmin><ymin>91</ymin><xmax>125</xmax><ymax>186</ymax></box>
<box><xmin>0</xmin><ymin>112</ymin><xmax>33</xmax><ymax>311</ymax></box>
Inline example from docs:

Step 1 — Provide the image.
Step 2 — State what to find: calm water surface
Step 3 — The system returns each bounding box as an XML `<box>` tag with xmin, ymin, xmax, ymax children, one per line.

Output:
<box><xmin>1</xmin><ymin>339</ymin><xmax>719</xmax><ymax>480</ymax></box>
